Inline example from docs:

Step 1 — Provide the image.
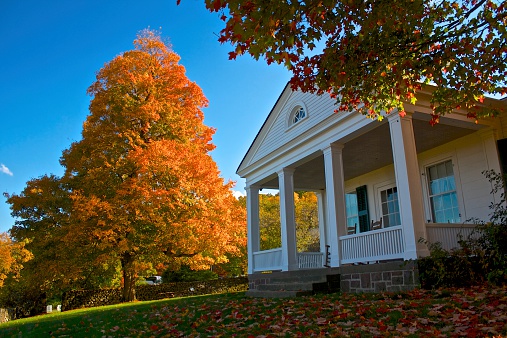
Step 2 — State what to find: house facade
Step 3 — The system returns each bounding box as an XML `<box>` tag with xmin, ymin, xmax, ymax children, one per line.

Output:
<box><xmin>237</xmin><ymin>84</ymin><xmax>507</xmax><ymax>294</ymax></box>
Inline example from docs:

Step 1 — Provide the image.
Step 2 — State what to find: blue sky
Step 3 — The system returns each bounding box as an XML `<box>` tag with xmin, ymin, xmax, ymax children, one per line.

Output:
<box><xmin>0</xmin><ymin>0</ymin><xmax>291</xmax><ymax>234</ymax></box>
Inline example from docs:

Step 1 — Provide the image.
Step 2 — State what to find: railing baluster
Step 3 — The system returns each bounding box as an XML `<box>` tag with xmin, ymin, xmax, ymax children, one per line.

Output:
<box><xmin>339</xmin><ymin>226</ymin><xmax>404</xmax><ymax>264</ymax></box>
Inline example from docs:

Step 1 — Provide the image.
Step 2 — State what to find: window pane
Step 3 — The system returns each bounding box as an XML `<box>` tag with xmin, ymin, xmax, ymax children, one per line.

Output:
<box><xmin>429</xmin><ymin>166</ymin><xmax>438</xmax><ymax>180</ymax></box>
<box><xmin>445</xmin><ymin>160</ymin><xmax>453</xmax><ymax>174</ymax></box>
<box><xmin>379</xmin><ymin>186</ymin><xmax>401</xmax><ymax>227</ymax></box>
<box><xmin>382</xmin><ymin>201</ymin><xmax>388</xmax><ymax>215</ymax></box>
<box><xmin>292</xmin><ymin>106</ymin><xmax>306</xmax><ymax>124</ymax></box>
<box><xmin>450</xmin><ymin>192</ymin><xmax>458</xmax><ymax>208</ymax></box>
<box><xmin>437</xmin><ymin>163</ymin><xmax>446</xmax><ymax>178</ymax></box>
<box><xmin>345</xmin><ymin>192</ymin><xmax>359</xmax><ymax>231</ymax></box>
<box><xmin>388</xmin><ymin>201</ymin><xmax>395</xmax><ymax>213</ymax></box>
<box><xmin>435</xmin><ymin>210</ymin><xmax>445</xmax><ymax>223</ymax></box>
<box><xmin>432</xmin><ymin>195</ymin><xmax>442</xmax><ymax>210</ymax></box>
<box><xmin>440</xmin><ymin>178</ymin><xmax>449</xmax><ymax>192</ymax></box>
<box><xmin>388</xmin><ymin>214</ymin><xmax>396</xmax><ymax>227</ymax></box>
<box><xmin>449</xmin><ymin>176</ymin><xmax>456</xmax><ymax>190</ymax></box>
<box><xmin>427</xmin><ymin>160</ymin><xmax>460</xmax><ymax>223</ymax></box>
<box><xmin>430</xmin><ymin>180</ymin><xmax>439</xmax><ymax>195</ymax></box>
<box><xmin>442</xmin><ymin>193</ymin><xmax>452</xmax><ymax>209</ymax></box>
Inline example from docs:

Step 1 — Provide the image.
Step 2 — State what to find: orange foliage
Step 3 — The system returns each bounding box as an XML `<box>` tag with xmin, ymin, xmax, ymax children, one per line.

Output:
<box><xmin>57</xmin><ymin>30</ymin><xmax>246</xmax><ymax>300</ymax></box>
<box><xmin>0</xmin><ymin>232</ymin><xmax>32</xmax><ymax>287</ymax></box>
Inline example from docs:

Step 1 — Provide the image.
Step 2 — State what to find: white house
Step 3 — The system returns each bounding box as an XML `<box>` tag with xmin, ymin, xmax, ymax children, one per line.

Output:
<box><xmin>237</xmin><ymin>84</ymin><xmax>507</xmax><ymax>295</ymax></box>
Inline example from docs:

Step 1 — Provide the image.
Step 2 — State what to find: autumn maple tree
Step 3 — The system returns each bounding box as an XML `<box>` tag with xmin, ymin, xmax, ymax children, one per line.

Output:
<box><xmin>199</xmin><ymin>0</ymin><xmax>506</xmax><ymax>124</ymax></box>
<box><xmin>7</xmin><ymin>30</ymin><xmax>246</xmax><ymax>302</ymax></box>
<box><xmin>257</xmin><ymin>192</ymin><xmax>319</xmax><ymax>252</ymax></box>
<box><xmin>5</xmin><ymin>175</ymin><xmax>107</xmax><ymax>293</ymax></box>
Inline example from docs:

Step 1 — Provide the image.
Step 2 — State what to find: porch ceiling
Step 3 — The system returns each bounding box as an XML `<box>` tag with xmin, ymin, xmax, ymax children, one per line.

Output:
<box><xmin>259</xmin><ymin>114</ymin><xmax>482</xmax><ymax>190</ymax></box>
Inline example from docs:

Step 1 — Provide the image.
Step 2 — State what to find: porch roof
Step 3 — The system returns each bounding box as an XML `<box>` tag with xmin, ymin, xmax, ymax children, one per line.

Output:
<box><xmin>255</xmin><ymin>113</ymin><xmax>483</xmax><ymax>190</ymax></box>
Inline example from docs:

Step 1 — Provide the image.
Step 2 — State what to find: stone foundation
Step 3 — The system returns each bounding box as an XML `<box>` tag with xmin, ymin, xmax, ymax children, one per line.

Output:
<box><xmin>339</xmin><ymin>261</ymin><xmax>419</xmax><ymax>293</ymax></box>
<box><xmin>248</xmin><ymin>260</ymin><xmax>419</xmax><ymax>294</ymax></box>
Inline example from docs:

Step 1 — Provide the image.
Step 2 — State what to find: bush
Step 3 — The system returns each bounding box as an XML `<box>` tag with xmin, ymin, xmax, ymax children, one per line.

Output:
<box><xmin>0</xmin><ymin>279</ymin><xmax>46</xmax><ymax>319</ymax></box>
<box><xmin>162</xmin><ymin>265</ymin><xmax>218</xmax><ymax>282</ymax></box>
<box><xmin>62</xmin><ymin>277</ymin><xmax>248</xmax><ymax>310</ymax></box>
<box><xmin>418</xmin><ymin>170</ymin><xmax>507</xmax><ymax>288</ymax></box>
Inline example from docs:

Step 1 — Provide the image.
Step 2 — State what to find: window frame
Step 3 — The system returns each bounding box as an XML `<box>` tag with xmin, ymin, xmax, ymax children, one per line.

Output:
<box><xmin>345</xmin><ymin>190</ymin><xmax>359</xmax><ymax>233</ymax></box>
<box><xmin>424</xmin><ymin>158</ymin><xmax>461</xmax><ymax>223</ymax></box>
<box><xmin>344</xmin><ymin>185</ymin><xmax>370</xmax><ymax>234</ymax></box>
<box><xmin>374</xmin><ymin>181</ymin><xmax>401</xmax><ymax>228</ymax></box>
<box><xmin>286</xmin><ymin>101</ymin><xmax>308</xmax><ymax>129</ymax></box>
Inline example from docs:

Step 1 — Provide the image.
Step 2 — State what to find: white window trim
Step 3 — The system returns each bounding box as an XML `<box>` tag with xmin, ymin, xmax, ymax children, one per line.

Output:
<box><xmin>345</xmin><ymin>190</ymin><xmax>359</xmax><ymax>231</ymax></box>
<box><xmin>420</xmin><ymin>154</ymin><xmax>465</xmax><ymax>223</ymax></box>
<box><xmin>373</xmin><ymin>180</ymin><xmax>399</xmax><ymax>227</ymax></box>
<box><xmin>286</xmin><ymin>101</ymin><xmax>308</xmax><ymax>130</ymax></box>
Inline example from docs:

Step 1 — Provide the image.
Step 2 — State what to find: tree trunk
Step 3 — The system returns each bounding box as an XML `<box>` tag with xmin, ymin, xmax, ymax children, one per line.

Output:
<box><xmin>121</xmin><ymin>253</ymin><xmax>136</xmax><ymax>302</ymax></box>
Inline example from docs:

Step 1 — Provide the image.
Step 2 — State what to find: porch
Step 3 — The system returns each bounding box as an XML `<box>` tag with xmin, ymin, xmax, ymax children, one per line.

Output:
<box><xmin>251</xmin><ymin>223</ymin><xmax>477</xmax><ymax>272</ymax></box>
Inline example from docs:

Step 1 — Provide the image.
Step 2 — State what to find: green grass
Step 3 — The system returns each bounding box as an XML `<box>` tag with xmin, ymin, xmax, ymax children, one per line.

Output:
<box><xmin>1</xmin><ymin>285</ymin><xmax>507</xmax><ymax>337</ymax></box>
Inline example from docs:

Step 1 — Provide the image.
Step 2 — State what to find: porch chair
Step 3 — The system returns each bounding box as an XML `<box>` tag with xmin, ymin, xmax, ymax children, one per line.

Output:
<box><xmin>370</xmin><ymin>218</ymin><xmax>383</xmax><ymax>231</ymax></box>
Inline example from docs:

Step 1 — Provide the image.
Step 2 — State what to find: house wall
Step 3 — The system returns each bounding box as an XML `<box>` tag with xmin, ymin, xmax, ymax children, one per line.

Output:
<box><xmin>342</xmin><ymin>130</ymin><xmax>497</xmax><ymax>227</ymax></box>
<box><xmin>500</xmin><ymin>113</ymin><xmax>507</xmax><ymax>139</ymax></box>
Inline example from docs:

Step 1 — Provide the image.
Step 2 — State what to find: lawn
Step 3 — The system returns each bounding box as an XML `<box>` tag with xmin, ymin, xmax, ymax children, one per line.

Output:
<box><xmin>1</xmin><ymin>285</ymin><xmax>506</xmax><ymax>337</ymax></box>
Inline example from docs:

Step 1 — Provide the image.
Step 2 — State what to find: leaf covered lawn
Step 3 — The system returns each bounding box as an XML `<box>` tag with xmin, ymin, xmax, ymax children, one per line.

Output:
<box><xmin>2</xmin><ymin>285</ymin><xmax>507</xmax><ymax>337</ymax></box>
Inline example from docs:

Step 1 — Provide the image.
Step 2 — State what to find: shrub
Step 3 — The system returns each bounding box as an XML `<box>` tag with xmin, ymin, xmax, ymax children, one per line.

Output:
<box><xmin>162</xmin><ymin>265</ymin><xmax>218</xmax><ymax>282</ymax></box>
<box><xmin>0</xmin><ymin>279</ymin><xmax>46</xmax><ymax>319</ymax></box>
<box><xmin>62</xmin><ymin>277</ymin><xmax>248</xmax><ymax>310</ymax></box>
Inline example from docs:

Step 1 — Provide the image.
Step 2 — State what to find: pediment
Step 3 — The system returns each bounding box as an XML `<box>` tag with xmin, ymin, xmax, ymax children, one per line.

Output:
<box><xmin>236</xmin><ymin>84</ymin><xmax>338</xmax><ymax>177</ymax></box>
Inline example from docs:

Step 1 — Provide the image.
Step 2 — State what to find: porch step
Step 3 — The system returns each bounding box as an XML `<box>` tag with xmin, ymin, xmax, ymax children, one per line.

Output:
<box><xmin>268</xmin><ymin>273</ymin><xmax>329</xmax><ymax>285</ymax></box>
<box><xmin>245</xmin><ymin>289</ymin><xmax>313</xmax><ymax>298</ymax></box>
<box><xmin>257</xmin><ymin>282</ymin><xmax>315</xmax><ymax>292</ymax></box>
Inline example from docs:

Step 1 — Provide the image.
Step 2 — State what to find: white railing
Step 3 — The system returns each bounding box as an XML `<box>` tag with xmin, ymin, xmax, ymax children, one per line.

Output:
<box><xmin>425</xmin><ymin>224</ymin><xmax>479</xmax><ymax>251</ymax></box>
<box><xmin>252</xmin><ymin>248</ymin><xmax>282</xmax><ymax>272</ymax></box>
<box><xmin>297</xmin><ymin>252</ymin><xmax>324</xmax><ymax>269</ymax></box>
<box><xmin>340</xmin><ymin>226</ymin><xmax>405</xmax><ymax>264</ymax></box>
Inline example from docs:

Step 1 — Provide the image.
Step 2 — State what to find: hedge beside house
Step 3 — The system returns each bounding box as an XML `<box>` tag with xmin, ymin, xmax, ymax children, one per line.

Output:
<box><xmin>62</xmin><ymin>277</ymin><xmax>248</xmax><ymax>311</ymax></box>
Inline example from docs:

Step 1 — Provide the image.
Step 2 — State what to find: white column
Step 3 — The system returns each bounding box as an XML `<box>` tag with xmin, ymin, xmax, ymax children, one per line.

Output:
<box><xmin>246</xmin><ymin>185</ymin><xmax>260</xmax><ymax>274</ymax></box>
<box><xmin>278</xmin><ymin>168</ymin><xmax>298</xmax><ymax>271</ymax></box>
<box><xmin>322</xmin><ymin>143</ymin><xmax>347</xmax><ymax>267</ymax></box>
<box><xmin>479</xmin><ymin>129</ymin><xmax>503</xmax><ymax>204</ymax></box>
<box><xmin>388</xmin><ymin>113</ymin><xmax>429</xmax><ymax>259</ymax></box>
<box><xmin>315</xmin><ymin>190</ymin><xmax>327</xmax><ymax>256</ymax></box>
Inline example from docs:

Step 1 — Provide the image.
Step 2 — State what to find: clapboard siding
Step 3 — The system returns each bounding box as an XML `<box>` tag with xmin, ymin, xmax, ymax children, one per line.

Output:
<box><xmin>250</xmin><ymin>90</ymin><xmax>336</xmax><ymax>164</ymax></box>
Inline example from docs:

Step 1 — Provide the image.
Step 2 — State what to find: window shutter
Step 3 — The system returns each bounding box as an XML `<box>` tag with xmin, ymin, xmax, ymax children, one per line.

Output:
<box><xmin>356</xmin><ymin>185</ymin><xmax>369</xmax><ymax>233</ymax></box>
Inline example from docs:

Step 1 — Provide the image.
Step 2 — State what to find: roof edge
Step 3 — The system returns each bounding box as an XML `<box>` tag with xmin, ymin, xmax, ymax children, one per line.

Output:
<box><xmin>236</xmin><ymin>82</ymin><xmax>291</xmax><ymax>176</ymax></box>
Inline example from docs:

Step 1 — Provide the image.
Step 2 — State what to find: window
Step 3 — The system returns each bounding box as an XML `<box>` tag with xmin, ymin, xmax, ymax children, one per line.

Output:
<box><xmin>291</xmin><ymin>106</ymin><xmax>306</xmax><ymax>125</ymax></box>
<box><xmin>427</xmin><ymin>160</ymin><xmax>460</xmax><ymax>223</ymax></box>
<box><xmin>380</xmin><ymin>186</ymin><xmax>401</xmax><ymax>227</ymax></box>
<box><xmin>345</xmin><ymin>192</ymin><xmax>359</xmax><ymax>232</ymax></box>
<box><xmin>345</xmin><ymin>185</ymin><xmax>369</xmax><ymax>233</ymax></box>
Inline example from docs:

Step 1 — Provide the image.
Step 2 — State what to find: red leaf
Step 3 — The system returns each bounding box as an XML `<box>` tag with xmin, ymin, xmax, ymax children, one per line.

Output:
<box><xmin>213</xmin><ymin>0</ymin><xmax>221</xmax><ymax>11</ymax></box>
